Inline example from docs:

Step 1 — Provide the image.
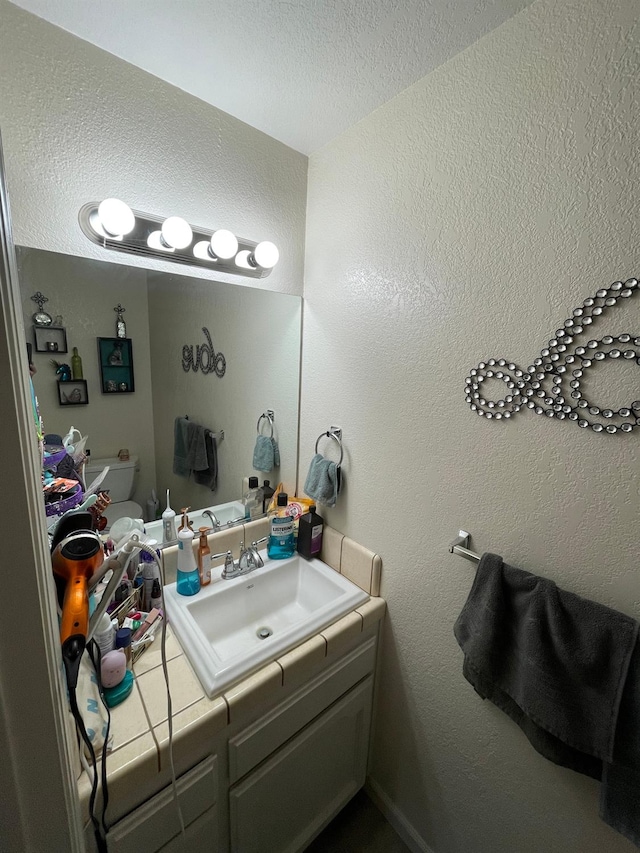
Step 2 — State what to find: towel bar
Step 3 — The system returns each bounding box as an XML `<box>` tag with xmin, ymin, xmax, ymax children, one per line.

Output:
<box><xmin>449</xmin><ymin>530</ymin><xmax>480</xmax><ymax>563</ymax></box>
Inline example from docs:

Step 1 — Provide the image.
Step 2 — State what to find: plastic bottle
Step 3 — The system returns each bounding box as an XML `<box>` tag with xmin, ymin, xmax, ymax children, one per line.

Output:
<box><xmin>115</xmin><ymin>627</ymin><xmax>132</xmax><ymax>671</ymax></box>
<box><xmin>150</xmin><ymin>577</ymin><xmax>162</xmax><ymax>610</ymax></box>
<box><xmin>267</xmin><ymin>492</ymin><xmax>295</xmax><ymax>559</ymax></box>
<box><xmin>197</xmin><ymin>527</ymin><xmax>212</xmax><ymax>587</ymax></box>
<box><xmin>297</xmin><ymin>504</ymin><xmax>324</xmax><ymax>560</ymax></box>
<box><xmin>139</xmin><ymin>540</ymin><xmax>159</xmax><ymax>610</ymax></box>
<box><xmin>176</xmin><ymin>519</ymin><xmax>200</xmax><ymax>596</ymax></box>
<box><xmin>94</xmin><ymin>612</ymin><xmax>116</xmax><ymax>657</ymax></box>
<box><xmin>243</xmin><ymin>476</ymin><xmax>262</xmax><ymax>520</ymax></box>
<box><xmin>261</xmin><ymin>479</ymin><xmax>275</xmax><ymax>514</ymax></box>
<box><xmin>162</xmin><ymin>489</ymin><xmax>177</xmax><ymax>543</ymax></box>
<box><xmin>71</xmin><ymin>347</ymin><xmax>83</xmax><ymax>380</ymax></box>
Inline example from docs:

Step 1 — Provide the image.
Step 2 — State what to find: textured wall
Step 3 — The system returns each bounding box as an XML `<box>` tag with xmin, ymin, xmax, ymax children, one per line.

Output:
<box><xmin>0</xmin><ymin>0</ymin><xmax>307</xmax><ymax>296</ymax></box>
<box><xmin>303</xmin><ymin>1</ymin><xmax>640</xmax><ymax>851</ymax></box>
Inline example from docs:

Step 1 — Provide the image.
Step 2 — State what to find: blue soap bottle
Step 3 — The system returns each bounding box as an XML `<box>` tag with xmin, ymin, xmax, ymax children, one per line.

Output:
<box><xmin>176</xmin><ymin>513</ymin><xmax>200</xmax><ymax>596</ymax></box>
<box><xmin>267</xmin><ymin>492</ymin><xmax>295</xmax><ymax>559</ymax></box>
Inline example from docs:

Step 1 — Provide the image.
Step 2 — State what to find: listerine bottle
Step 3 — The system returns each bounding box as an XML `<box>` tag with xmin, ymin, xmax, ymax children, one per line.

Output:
<box><xmin>267</xmin><ymin>492</ymin><xmax>295</xmax><ymax>559</ymax></box>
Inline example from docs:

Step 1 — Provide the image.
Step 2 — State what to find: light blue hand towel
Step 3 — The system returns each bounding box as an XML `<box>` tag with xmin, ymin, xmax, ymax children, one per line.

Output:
<box><xmin>253</xmin><ymin>434</ymin><xmax>280</xmax><ymax>473</ymax></box>
<box><xmin>304</xmin><ymin>453</ymin><xmax>339</xmax><ymax>507</ymax></box>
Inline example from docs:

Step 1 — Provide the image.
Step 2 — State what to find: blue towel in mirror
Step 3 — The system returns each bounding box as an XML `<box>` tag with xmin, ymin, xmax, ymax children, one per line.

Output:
<box><xmin>304</xmin><ymin>453</ymin><xmax>339</xmax><ymax>507</ymax></box>
<box><xmin>253</xmin><ymin>434</ymin><xmax>279</xmax><ymax>472</ymax></box>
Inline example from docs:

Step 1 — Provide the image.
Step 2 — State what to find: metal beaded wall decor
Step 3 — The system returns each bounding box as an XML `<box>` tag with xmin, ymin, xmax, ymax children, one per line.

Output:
<box><xmin>465</xmin><ymin>277</ymin><xmax>640</xmax><ymax>435</ymax></box>
<box><xmin>182</xmin><ymin>326</ymin><xmax>226</xmax><ymax>377</ymax></box>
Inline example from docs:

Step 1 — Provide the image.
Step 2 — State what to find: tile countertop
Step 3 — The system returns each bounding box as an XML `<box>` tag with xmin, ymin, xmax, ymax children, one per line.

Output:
<box><xmin>77</xmin><ymin>523</ymin><xmax>385</xmax><ymax>820</ymax></box>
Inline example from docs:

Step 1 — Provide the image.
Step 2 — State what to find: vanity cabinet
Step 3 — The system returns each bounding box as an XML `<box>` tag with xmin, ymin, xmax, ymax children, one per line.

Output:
<box><xmin>84</xmin><ymin>623</ymin><xmax>380</xmax><ymax>853</ymax></box>
<box><xmin>229</xmin><ymin>678</ymin><xmax>373</xmax><ymax>852</ymax></box>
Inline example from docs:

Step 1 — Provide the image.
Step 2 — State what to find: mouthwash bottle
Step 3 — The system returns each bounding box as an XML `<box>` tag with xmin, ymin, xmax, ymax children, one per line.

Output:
<box><xmin>267</xmin><ymin>492</ymin><xmax>295</xmax><ymax>559</ymax></box>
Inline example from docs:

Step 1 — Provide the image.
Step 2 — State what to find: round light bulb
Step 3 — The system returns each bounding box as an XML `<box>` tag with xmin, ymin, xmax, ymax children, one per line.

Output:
<box><xmin>252</xmin><ymin>241</ymin><xmax>279</xmax><ymax>269</ymax></box>
<box><xmin>161</xmin><ymin>216</ymin><xmax>193</xmax><ymax>250</ymax></box>
<box><xmin>97</xmin><ymin>198</ymin><xmax>135</xmax><ymax>237</ymax></box>
<box><xmin>210</xmin><ymin>229</ymin><xmax>238</xmax><ymax>260</ymax></box>
<box><xmin>147</xmin><ymin>231</ymin><xmax>174</xmax><ymax>252</ymax></box>
<box><xmin>235</xmin><ymin>250</ymin><xmax>253</xmax><ymax>269</ymax></box>
<box><xmin>193</xmin><ymin>240</ymin><xmax>216</xmax><ymax>261</ymax></box>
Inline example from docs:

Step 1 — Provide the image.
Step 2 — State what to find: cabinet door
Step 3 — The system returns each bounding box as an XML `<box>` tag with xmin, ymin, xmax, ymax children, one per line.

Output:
<box><xmin>229</xmin><ymin>677</ymin><xmax>373</xmax><ymax>853</ymax></box>
<box><xmin>105</xmin><ymin>755</ymin><xmax>217</xmax><ymax>853</ymax></box>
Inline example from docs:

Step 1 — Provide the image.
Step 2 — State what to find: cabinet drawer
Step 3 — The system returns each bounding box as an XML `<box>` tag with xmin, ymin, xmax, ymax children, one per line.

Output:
<box><xmin>229</xmin><ymin>635</ymin><xmax>376</xmax><ymax>784</ymax></box>
<box><xmin>106</xmin><ymin>755</ymin><xmax>217</xmax><ymax>853</ymax></box>
<box><xmin>230</xmin><ymin>677</ymin><xmax>373</xmax><ymax>853</ymax></box>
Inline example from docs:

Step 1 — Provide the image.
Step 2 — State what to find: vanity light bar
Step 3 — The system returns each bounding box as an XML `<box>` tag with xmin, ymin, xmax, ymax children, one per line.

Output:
<box><xmin>78</xmin><ymin>200</ymin><xmax>279</xmax><ymax>279</ymax></box>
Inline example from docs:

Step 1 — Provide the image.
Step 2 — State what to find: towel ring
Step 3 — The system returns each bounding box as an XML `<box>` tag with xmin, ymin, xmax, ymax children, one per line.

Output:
<box><xmin>315</xmin><ymin>430</ymin><xmax>344</xmax><ymax>466</ymax></box>
<box><xmin>257</xmin><ymin>411</ymin><xmax>274</xmax><ymax>438</ymax></box>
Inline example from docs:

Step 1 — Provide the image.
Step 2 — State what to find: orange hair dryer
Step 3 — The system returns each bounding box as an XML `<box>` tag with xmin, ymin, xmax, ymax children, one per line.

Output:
<box><xmin>51</xmin><ymin>513</ymin><xmax>104</xmax><ymax>688</ymax></box>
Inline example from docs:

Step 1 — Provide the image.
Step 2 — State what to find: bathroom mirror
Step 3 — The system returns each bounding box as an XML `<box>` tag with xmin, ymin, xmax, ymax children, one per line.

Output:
<box><xmin>17</xmin><ymin>247</ymin><xmax>301</xmax><ymax>535</ymax></box>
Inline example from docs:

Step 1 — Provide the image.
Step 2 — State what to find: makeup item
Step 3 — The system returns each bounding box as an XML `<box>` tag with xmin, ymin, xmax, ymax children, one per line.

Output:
<box><xmin>197</xmin><ymin>527</ymin><xmax>212</xmax><ymax>587</ymax></box>
<box><xmin>131</xmin><ymin>608</ymin><xmax>162</xmax><ymax>642</ymax></box>
<box><xmin>115</xmin><ymin>627</ymin><xmax>132</xmax><ymax>670</ymax></box>
<box><xmin>150</xmin><ymin>577</ymin><xmax>162</xmax><ymax>609</ymax></box>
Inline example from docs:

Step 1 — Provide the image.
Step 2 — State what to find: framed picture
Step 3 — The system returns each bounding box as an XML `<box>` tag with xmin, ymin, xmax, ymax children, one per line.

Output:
<box><xmin>57</xmin><ymin>379</ymin><xmax>88</xmax><ymax>406</ymax></box>
<box><xmin>97</xmin><ymin>337</ymin><xmax>135</xmax><ymax>394</ymax></box>
<box><xmin>33</xmin><ymin>324</ymin><xmax>68</xmax><ymax>354</ymax></box>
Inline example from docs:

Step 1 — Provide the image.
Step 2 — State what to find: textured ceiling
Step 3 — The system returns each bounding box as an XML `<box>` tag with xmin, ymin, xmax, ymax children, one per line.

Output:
<box><xmin>8</xmin><ymin>0</ymin><xmax>534</xmax><ymax>154</ymax></box>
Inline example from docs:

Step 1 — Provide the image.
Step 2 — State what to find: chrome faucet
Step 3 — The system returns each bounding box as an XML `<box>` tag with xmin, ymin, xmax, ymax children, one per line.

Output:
<box><xmin>203</xmin><ymin>510</ymin><xmax>220</xmax><ymax>529</ymax></box>
<box><xmin>221</xmin><ymin>537</ymin><xmax>268</xmax><ymax>580</ymax></box>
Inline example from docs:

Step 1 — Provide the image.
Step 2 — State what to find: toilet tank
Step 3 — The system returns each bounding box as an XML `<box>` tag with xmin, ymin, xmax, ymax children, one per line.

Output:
<box><xmin>85</xmin><ymin>455</ymin><xmax>139</xmax><ymax>502</ymax></box>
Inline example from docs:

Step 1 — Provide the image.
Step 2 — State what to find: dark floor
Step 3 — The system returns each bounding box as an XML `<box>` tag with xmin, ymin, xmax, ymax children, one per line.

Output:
<box><xmin>304</xmin><ymin>790</ymin><xmax>411</xmax><ymax>853</ymax></box>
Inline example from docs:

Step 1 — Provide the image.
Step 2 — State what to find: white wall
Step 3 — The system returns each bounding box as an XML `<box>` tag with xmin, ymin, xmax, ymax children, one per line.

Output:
<box><xmin>303</xmin><ymin>1</ymin><xmax>640</xmax><ymax>851</ymax></box>
<box><xmin>0</xmin><ymin>0</ymin><xmax>307</xmax><ymax>297</ymax></box>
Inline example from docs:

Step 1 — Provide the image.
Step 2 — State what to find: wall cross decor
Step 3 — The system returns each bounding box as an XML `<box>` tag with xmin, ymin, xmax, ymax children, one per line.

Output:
<box><xmin>465</xmin><ymin>277</ymin><xmax>640</xmax><ymax>435</ymax></box>
<box><xmin>182</xmin><ymin>327</ymin><xmax>226</xmax><ymax>377</ymax></box>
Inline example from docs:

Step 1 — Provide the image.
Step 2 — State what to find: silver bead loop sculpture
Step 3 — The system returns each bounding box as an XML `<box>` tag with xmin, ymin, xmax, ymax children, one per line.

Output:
<box><xmin>465</xmin><ymin>278</ymin><xmax>640</xmax><ymax>435</ymax></box>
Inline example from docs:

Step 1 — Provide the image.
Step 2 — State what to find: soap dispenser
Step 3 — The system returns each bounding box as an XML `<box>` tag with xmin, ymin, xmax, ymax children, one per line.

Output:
<box><xmin>176</xmin><ymin>510</ymin><xmax>200</xmax><ymax>596</ymax></box>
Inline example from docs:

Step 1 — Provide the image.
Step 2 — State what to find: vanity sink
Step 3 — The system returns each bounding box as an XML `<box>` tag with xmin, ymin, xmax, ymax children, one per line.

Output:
<box><xmin>163</xmin><ymin>553</ymin><xmax>369</xmax><ymax>697</ymax></box>
<box><xmin>145</xmin><ymin>500</ymin><xmax>246</xmax><ymax>542</ymax></box>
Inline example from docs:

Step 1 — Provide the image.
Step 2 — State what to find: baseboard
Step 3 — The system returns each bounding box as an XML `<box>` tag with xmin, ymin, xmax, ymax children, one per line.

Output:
<box><xmin>365</xmin><ymin>777</ymin><xmax>435</xmax><ymax>853</ymax></box>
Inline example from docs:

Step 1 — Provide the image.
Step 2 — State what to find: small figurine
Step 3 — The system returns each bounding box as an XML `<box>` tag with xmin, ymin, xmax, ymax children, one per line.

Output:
<box><xmin>114</xmin><ymin>304</ymin><xmax>126</xmax><ymax>339</ymax></box>
<box><xmin>108</xmin><ymin>342</ymin><xmax>123</xmax><ymax>365</ymax></box>
<box><xmin>50</xmin><ymin>359</ymin><xmax>71</xmax><ymax>381</ymax></box>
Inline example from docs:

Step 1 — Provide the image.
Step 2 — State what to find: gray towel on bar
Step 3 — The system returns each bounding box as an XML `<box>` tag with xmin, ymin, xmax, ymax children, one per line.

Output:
<box><xmin>173</xmin><ymin>417</ymin><xmax>209</xmax><ymax>478</ymax></box>
<box><xmin>304</xmin><ymin>453</ymin><xmax>339</xmax><ymax>507</ymax></box>
<box><xmin>193</xmin><ymin>429</ymin><xmax>218</xmax><ymax>491</ymax></box>
<box><xmin>173</xmin><ymin>416</ymin><xmax>191</xmax><ymax>477</ymax></box>
<box><xmin>454</xmin><ymin>553</ymin><xmax>640</xmax><ymax>846</ymax></box>
<box><xmin>600</xmin><ymin>640</ymin><xmax>640</xmax><ymax>847</ymax></box>
<box><xmin>252</xmin><ymin>434</ymin><xmax>280</xmax><ymax>473</ymax></box>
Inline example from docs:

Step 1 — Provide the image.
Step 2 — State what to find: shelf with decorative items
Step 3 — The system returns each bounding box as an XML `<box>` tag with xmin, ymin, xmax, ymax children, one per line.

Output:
<box><xmin>98</xmin><ymin>337</ymin><xmax>135</xmax><ymax>394</ymax></box>
<box><xmin>30</xmin><ymin>291</ymin><xmax>68</xmax><ymax>353</ymax></box>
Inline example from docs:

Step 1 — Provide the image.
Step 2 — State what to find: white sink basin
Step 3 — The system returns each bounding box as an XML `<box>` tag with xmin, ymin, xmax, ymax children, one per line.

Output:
<box><xmin>163</xmin><ymin>553</ymin><xmax>369</xmax><ymax>697</ymax></box>
<box><xmin>146</xmin><ymin>500</ymin><xmax>246</xmax><ymax>542</ymax></box>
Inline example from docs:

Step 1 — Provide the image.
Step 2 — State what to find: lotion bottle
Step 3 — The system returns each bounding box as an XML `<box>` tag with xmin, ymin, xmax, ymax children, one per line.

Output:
<box><xmin>176</xmin><ymin>511</ymin><xmax>200</xmax><ymax>596</ymax></box>
<box><xmin>197</xmin><ymin>527</ymin><xmax>212</xmax><ymax>587</ymax></box>
<box><xmin>162</xmin><ymin>489</ymin><xmax>177</xmax><ymax>543</ymax></box>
